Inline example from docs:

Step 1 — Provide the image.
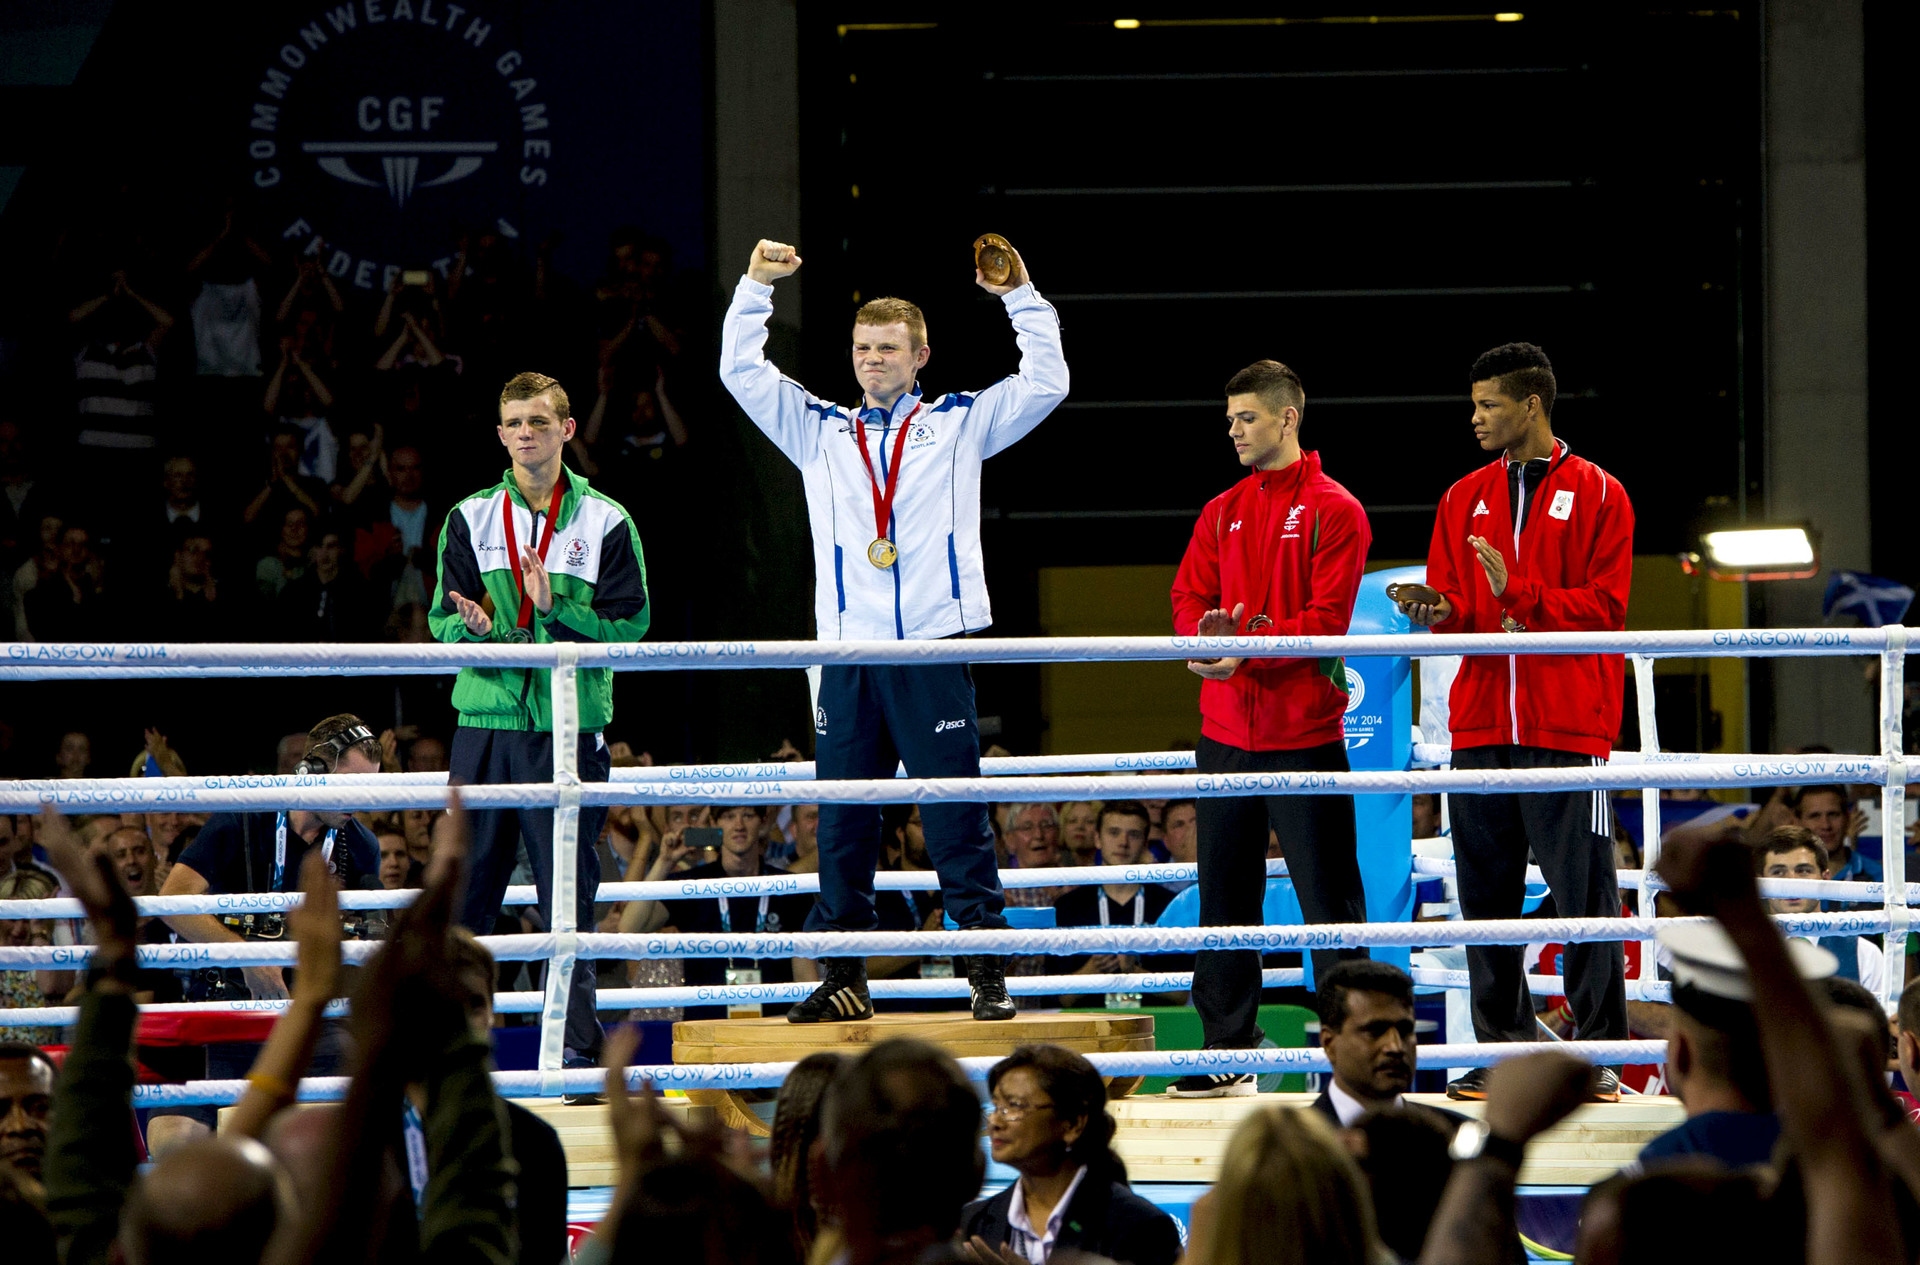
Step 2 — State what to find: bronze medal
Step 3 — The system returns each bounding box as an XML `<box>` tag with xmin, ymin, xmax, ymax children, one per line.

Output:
<box><xmin>868</xmin><ymin>538</ymin><xmax>898</xmax><ymax>569</ymax></box>
<box><xmin>1246</xmin><ymin>614</ymin><xmax>1273</xmax><ymax>632</ymax></box>
<box><xmin>1386</xmin><ymin>582</ymin><xmax>1444</xmax><ymax>607</ymax></box>
<box><xmin>973</xmin><ymin>233</ymin><xmax>1016</xmax><ymax>286</ymax></box>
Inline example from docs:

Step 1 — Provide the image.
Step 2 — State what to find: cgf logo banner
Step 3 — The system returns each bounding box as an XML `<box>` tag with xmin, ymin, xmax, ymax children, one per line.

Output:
<box><xmin>243</xmin><ymin>3</ymin><xmax>555</xmax><ymax>293</ymax></box>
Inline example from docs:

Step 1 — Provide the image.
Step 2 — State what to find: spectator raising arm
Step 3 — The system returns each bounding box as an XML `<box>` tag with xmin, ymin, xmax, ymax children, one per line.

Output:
<box><xmin>1656</xmin><ymin>827</ymin><xmax>1902</xmax><ymax>1265</ymax></box>
<box><xmin>220</xmin><ymin>849</ymin><xmax>342</xmax><ymax>1140</ymax></box>
<box><xmin>1418</xmin><ymin>1052</ymin><xmax>1591</xmax><ymax>1265</ymax></box>
<box><xmin>36</xmin><ymin>808</ymin><xmax>143</xmax><ymax>1265</ymax></box>
<box><xmin>296</xmin><ymin>788</ymin><xmax>518</xmax><ymax>1265</ymax></box>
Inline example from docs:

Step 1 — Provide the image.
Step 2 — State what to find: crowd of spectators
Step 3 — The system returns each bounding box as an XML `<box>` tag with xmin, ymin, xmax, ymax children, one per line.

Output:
<box><xmin>3</xmin><ymin>801</ymin><xmax>1915</xmax><ymax>1265</ymax></box>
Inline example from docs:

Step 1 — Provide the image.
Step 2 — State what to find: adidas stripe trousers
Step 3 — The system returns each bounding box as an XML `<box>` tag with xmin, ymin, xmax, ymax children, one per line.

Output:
<box><xmin>808</xmin><ymin>662</ymin><xmax>1009</xmax><ymax>936</ymax></box>
<box><xmin>1450</xmin><ymin>743</ymin><xmax>1628</xmax><ymax>1044</ymax></box>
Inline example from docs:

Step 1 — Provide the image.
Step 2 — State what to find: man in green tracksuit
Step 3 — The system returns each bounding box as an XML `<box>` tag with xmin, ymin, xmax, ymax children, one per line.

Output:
<box><xmin>431</xmin><ymin>370</ymin><xmax>649</xmax><ymax>1071</ymax></box>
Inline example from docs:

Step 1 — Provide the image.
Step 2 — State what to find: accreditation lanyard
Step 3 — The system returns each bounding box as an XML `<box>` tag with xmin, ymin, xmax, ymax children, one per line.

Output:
<box><xmin>902</xmin><ymin>888</ymin><xmax>923</xmax><ymax>927</ymax></box>
<box><xmin>1097</xmin><ymin>889</ymin><xmax>1145</xmax><ymax>928</ymax></box>
<box><xmin>854</xmin><ymin>403</ymin><xmax>919</xmax><ymax>548</ymax></box>
<box><xmin>719</xmin><ymin>893</ymin><xmax>771</xmax><ymax>971</ymax></box>
<box><xmin>273</xmin><ymin>811</ymin><xmax>336</xmax><ymax>892</ymax></box>
<box><xmin>716</xmin><ymin>894</ymin><xmax>771</xmax><ymax>934</ymax></box>
<box><xmin>500</xmin><ymin>474</ymin><xmax>567</xmax><ymax>630</ymax></box>
<box><xmin>401</xmin><ymin>1099</ymin><xmax>429</xmax><ymax>1221</ymax></box>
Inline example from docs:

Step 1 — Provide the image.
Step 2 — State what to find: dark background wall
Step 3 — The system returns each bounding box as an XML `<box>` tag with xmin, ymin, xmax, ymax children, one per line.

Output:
<box><xmin>780</xmin><ymin>5</ymin><xmax>1766</xmax><ymax>755</ymax></box>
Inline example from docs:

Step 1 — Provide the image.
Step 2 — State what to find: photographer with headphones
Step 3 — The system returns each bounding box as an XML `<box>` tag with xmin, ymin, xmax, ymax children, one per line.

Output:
<box><xmin>146</xmin><ymin>712</ymin><xmax>384</xmax><ymax>1152</ymax></box>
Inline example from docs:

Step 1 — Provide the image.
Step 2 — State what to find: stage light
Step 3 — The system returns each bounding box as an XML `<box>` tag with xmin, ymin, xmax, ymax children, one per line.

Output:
<box><xmin>1695</xmin><ymin>526</ymin><xmax>1819</xmax><ymax>581</ymax></box>
<box><xmin>1114</xmin><ymin>18</ymin><xmax>1141</xmax><ymax>28</ymax></box>
<box><xmin>1495</xmin><ymin>12</ymin><xmax>1524</xmax><ymax>20</ymax></box>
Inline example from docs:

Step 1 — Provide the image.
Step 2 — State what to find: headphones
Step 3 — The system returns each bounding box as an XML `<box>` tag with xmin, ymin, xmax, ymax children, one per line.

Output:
<box><xmin>297</xmin><ymin>723</ymin><xmax>377</xmax><ymax>775</ymax></box>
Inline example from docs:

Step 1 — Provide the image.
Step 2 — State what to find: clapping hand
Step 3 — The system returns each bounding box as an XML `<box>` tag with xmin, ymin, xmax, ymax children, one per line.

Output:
<box><xmin>960</xmin><ymin>1239</ymin><xmax>1027</xmax><ymax>1265</ymax></box>
<box><xmin>1468</xmin><ymin>534</ymin><xmax>1509</xmax><ymax>597</ymax></box>
<box><xmin>1187</xmin><ymin>602</ymin><xmax>1245</xmax><ymax>680</ymax></box>
<box><xmin>446</xmin><ymin>589</ymin><xmax>492</xmax><ymax>637</ymax></box>
<box><xmin>519</xmin><ymin>545</ymin><xmax>552</xmax><ymax>614</ymax></box>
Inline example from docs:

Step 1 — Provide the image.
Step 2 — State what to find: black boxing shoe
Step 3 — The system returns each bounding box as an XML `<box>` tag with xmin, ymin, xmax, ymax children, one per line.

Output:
<box><xmin>966</xmin><ymin>954</ymin><xmax>1017</xmax><ymax>1021</ymax></box>
<box><xmin>1166</xmin><ymin>1071</ymin><xmax>1257</xmax><ymax>1098</ymax></box>
<box><xmin>786</xmin><ymin>957</ymin><xmax>874</xmax><ymax>1023</ymax></box>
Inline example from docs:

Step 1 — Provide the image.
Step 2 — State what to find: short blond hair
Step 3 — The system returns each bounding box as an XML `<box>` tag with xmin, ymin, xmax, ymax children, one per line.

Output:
<box><xmin>853</xmin><ymin>297</ymin><xmax>927</xmax><ymax>349</ymax></box>
<box><xmin>499</xmin><ymin>371</ymin><xmax>570</xmax><ymax>421</ymax></box>
<box><xmin>1197</xmin><ymin>1107</ymin><xmax>1386</xmax><ymax>1265</ymax></box>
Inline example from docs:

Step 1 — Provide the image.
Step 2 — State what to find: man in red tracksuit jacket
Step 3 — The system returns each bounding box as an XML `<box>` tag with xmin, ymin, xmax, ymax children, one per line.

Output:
<box><xmin>1399</xmin><ymin>342</ymin><xmax>1634</xmax><ymax>1103</ymax></box>
<box><xmin>1169</xmin><ymin>359</ymin><xmax>1373</xmax><ymax>1097</ymax></box>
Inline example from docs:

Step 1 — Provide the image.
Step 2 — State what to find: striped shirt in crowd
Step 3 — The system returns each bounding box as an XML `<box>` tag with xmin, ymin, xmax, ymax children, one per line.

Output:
<box><xmin>75</xmin><ymin>340</ymin><xmax>159</xmax><ymax>448</ymax></box>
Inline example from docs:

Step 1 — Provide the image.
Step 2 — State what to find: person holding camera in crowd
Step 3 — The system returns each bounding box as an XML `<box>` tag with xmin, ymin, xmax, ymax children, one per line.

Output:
<box><xmin>146</xmin><ymin>713</ymin><xmax>383</xmax><ymax>1152</ymax></box>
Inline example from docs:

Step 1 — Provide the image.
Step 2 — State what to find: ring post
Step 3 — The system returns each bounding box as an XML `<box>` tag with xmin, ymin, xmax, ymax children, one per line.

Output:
<box><xmin>1632</xmin><ymin>654</ymin><xmax>1661</xmax><ymax>985</ymax></box>
<box><xmin>1347</xmin><ymin>569</ymin><xmax>1420</xmax><ymax>978</ymax></box>
<box><xmin>540</xmin><ymin>644</ymin><xmax>582</xmax><ymax>1079</ymax></box>
<box><xmin>1882</xmin><ymin>626</ymin><xmax>1908</xmax><ymax>1005</ymax></box>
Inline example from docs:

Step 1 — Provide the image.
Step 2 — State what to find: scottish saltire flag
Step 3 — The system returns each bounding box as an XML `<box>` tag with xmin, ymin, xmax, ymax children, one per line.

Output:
<box><xmin>1824</xmin><ymin>570</ymin><xmax>1916</xmax><ymax>627</ymax></box>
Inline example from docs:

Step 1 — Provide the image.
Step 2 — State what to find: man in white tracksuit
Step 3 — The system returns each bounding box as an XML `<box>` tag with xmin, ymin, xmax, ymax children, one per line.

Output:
<box><xmin>720</xmin><ymin>237</ymin><xmax>1069</xmax><ymax>1021</ymax></box>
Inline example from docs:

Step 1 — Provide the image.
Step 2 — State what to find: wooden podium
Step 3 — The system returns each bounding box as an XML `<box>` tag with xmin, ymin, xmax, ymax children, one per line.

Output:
<box><xmin>672</xmin><ymin>1012</ymin><xmax>1156</xmax><ymax>1135</ymax></box>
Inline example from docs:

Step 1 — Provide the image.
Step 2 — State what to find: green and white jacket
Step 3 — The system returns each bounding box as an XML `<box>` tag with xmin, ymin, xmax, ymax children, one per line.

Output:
<box><xmin>429</xmin><ymin>467</ymin><xmax>649</xmax><ymax>732</ymax></box>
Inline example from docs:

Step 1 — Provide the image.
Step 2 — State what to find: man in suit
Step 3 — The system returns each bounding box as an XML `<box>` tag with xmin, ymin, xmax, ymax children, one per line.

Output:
<box><xmin>1312</xmin><ymin>959</ymin><xmax>1464</xmax><ymax>1131</ymax></box>
<box><xmin>1311</xmin><ymin>959</ymin><xmax>1471</xmax><ymax>1264</ymax></box>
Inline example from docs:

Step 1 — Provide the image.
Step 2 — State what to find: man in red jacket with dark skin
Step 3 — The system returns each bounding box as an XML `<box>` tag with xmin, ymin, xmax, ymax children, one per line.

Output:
<box><xmin>1170</xmin><ymin>359</ymin><xmax>1373</xmax><ymax>1097</ymax></box>
<box><xmin>1399</xmin><ymin>342</ymin><xmax>1634</xmax><ymax>1103</ymax></box>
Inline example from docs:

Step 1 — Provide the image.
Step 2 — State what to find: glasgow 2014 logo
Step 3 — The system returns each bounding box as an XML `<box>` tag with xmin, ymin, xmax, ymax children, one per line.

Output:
<box><xmin>242</xmin><ymin>2</ymin><xmax>553</xmax><ymax>290</ymax></box>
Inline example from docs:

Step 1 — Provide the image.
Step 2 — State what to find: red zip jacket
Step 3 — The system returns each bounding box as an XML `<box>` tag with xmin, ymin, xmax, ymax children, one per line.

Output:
<box><xmin>1172</xmin><ymin>450</ymin><xmax>1372</xmax><ymax>751</ymax></box>
<box><xmin>1426</xmin><ymin>440</ymin><xmax>1634</xmax><ymax>758</ymax></box>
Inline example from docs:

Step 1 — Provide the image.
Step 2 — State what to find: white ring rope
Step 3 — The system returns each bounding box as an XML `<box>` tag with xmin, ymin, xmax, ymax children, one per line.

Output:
<box><xmin>121</xmin><ymin>1039</ymin><xmax>1676</xmax><ymax>1106</ymax></box>
<box><xmin>5</xmin><ymin>625</ymin><xmax>1903</xmax><ymax>1070</ymax></box>
<box><xmin>0</xmin><ymin>856</ymin><xmax>1902</xmax><ymax>921</ymax></box>
<box><xmin>0</xmin><ymin>911</ymin><xmax>1889</xmax><ymax>971</ymax></box>
<box><xmin>3</xmin><ymin>753</ymin><xmax>1891</xmax><ymax>816</ymax></box>
<box><xmin>0</xmin><ymin>860</ymin><xmax>1232</xmax><ymax>920</ymax></box>
<box><xmin>0</xmin><ymin>968</ymin><xmax>1676</xmax><ymax>1028</ymax></box>
<box><xmin>0</xmin><ymin>626</ymin><xmax>1883</xmax><ymax>680</ymax></box>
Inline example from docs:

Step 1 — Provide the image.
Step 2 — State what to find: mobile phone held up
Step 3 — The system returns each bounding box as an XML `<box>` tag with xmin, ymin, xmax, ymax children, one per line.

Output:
<box><xmin>401</xmin><ymin>269</ymin><xmax>432</xmax><ymax>286</ymax></box>
<box><xmin>682</xmin><ymin>826</ymin><xmax>723</xmax><ymax>859</ymax></box>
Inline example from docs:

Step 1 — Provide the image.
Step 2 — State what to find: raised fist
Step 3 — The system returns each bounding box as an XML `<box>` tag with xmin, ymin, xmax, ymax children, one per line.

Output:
<box><xmin>748</xmin><ymin>239</ymin><xmax>803</xmax><ymax>285</ymax></box>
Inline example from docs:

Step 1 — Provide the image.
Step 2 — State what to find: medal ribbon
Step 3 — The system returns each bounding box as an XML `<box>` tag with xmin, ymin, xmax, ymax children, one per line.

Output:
<box><xmin>854</xmin><ymin>403</ymin><xmax>919</xmax><ymax>550</ymax></box>
<box><xmin>501</xmin><ymin>473</ymin><xmax>568</xmax><ymax>629</ymax></box>
<box><xmin>1239</xmin><ymin>457</ymin><xmax>1312</xmax><ymax>635</ymax></box>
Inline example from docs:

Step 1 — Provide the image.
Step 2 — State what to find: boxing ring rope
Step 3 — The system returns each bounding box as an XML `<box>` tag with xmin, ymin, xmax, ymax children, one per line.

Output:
<box><xmin>1</xmin><ymin>856</ymin><xmax>1906</xmax><ymax>922</ymax></box>
<box><xmin>1</xmin><ymin>625</ymin><xmax>1910</xmax><ymax>1103</ymax></box>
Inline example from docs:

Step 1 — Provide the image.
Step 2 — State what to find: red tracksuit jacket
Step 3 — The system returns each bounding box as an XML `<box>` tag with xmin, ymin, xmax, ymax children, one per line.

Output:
<box><xmin>1426</xmin><ymin>440</ymin><xmax>1634</xmax><ymax>759</ymax></box>
<box><xmin>1172</xmin><ymin>450</ymin><xmax>1372</xmax><ymax>751</ymax></box>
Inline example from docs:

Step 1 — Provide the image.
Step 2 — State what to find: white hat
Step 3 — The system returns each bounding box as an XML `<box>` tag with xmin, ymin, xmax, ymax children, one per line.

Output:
<box><xmin>1655</xmin><ymin>921</ymin><xmax>1837</xmax><ymax>1002</ymax></box>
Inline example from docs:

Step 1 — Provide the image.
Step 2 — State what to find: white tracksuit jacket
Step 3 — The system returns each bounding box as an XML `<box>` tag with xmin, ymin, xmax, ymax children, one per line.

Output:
<box><xmin>720</xmin><ymin>275</ymin><xmax>1069</xmax><ymax>641</ymax></box>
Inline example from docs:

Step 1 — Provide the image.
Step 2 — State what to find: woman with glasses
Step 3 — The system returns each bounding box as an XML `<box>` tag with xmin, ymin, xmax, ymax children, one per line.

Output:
<box><xmin>958</xmin><ymin>1045</ymin><xmax>1180</xmax><ymax>1265</ymax></box>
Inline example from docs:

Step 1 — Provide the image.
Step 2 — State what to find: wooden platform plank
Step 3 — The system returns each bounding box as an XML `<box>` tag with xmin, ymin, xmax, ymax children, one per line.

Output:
<box><xmin>672</xmin><ymin>1012</ymin><xmax>1155</xmax><ymax>1060</ymax></box>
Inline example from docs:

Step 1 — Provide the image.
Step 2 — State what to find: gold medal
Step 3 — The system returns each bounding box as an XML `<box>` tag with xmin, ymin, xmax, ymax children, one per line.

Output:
<box><xmin>868</xmin><ymin>538</ymin><xmax>898</xmax><ymax>569</ymax></box>
<box><xmin>1501</xmin><ymin>613</ymin><xmax>1528</xmax><ymax>634</ymax></box>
